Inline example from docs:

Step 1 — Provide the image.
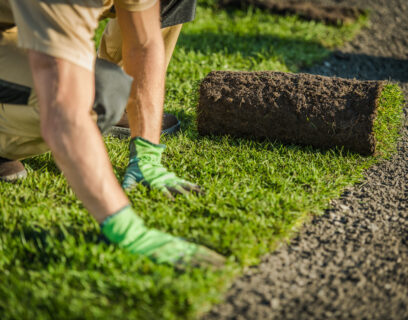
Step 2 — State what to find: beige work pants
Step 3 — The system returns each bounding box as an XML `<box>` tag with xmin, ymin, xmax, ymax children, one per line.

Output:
<box><xmin>98</xmin><ymin>18</ymin><xmax>182</xmax><ymax>70</ymax></box>
<box><xmin>0</xmin><ymin>27</ymin><xmax>47</xmax><ymax>160</ymax></box>
<box><xmin>0</xmin><ymin>22</ymin><xmax>182</xmax><ymax>160</ymax></box>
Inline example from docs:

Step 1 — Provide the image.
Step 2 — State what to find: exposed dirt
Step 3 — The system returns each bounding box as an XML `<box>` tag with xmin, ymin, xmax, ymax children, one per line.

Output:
<box><xmin>198</xmin><ymin>71</ymin><xmax>383</xmax><ymax>155</ymax></box>
<box><xmin>219</xmin><ymin>0</ymin><xmax>364</xmax><ymax>25</ymax></box>
<box><xmin>202</xmin><ymin>0</ymin><xmax>408</xmax><ymax>319</ymax></box>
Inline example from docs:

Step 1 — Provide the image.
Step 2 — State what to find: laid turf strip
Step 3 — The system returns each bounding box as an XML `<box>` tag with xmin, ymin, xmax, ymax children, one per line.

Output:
<box><xmin>204</xmin><ymin>0</ymin><xmax>408</xmax><ymax>317</ymax></box>
<box><xmin>219</xmin><ymin>0</ymin><xmax>365</xmax><ymax>25</ymax></box>
<box><xmin>198</xmin><ymin>71</ymin><xmax>384</xmax><ymax>155</ymax></box>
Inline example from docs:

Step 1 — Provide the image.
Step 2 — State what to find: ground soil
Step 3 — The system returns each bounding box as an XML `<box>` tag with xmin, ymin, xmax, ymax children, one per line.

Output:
<box><xmin>219</xmin><ymin>0</ymin><xmax>364</xmax><ymax>25</ymax></box>
<box><xmin>198</xmin><ymin>71</ymin><xmax>383</xmax><ymax>155</ymax></box>
<box><xmin>202</xmin><ymin>0</ymin><xmax>408</xmax><ymax>319</ymax></box>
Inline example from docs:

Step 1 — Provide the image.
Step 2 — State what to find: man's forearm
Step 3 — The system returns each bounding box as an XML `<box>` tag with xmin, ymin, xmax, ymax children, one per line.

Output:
<box><xmin>124</xmin><ymin>42</ymin><xmax>165</xmax><ymax>142</ymax></box>
<box><xmin>45</xmin><ymin>109</ymin><xmax>129</xmax><ymax>223</ymax></box>
<box><xmin>28</xmin><ymin>51</ymin><xmax>129</xmax><ymax>223</ymax></box>
<box><xmin>116</xmin><ymin>3</ymin><xmax>166</xmax><ymax>144</ymax></box>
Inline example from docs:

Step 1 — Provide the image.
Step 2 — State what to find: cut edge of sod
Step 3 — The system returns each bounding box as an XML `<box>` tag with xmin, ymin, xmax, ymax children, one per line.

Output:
<box><xmin>373</xmin><ymin>83</ymin><xmax>405</xmax><ymax>158</ymax></box>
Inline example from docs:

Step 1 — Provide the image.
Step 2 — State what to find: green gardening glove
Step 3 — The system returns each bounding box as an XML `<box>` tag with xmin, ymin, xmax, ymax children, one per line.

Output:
<box><xmin>101</xmin><ymin>205</ymin><xmax>225</xmax><ymax>269</ymax></box>
<box><xmin>122</xmin><ymin>137</ymin><xmax>203</xmax><ymax>198</ymax></box>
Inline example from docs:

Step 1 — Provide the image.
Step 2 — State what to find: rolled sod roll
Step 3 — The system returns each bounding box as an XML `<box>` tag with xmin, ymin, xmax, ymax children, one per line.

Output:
<box><xmin>197</xmin><ymin>71</ymin><xmax>384</xmax><ymax>155</ymax></box>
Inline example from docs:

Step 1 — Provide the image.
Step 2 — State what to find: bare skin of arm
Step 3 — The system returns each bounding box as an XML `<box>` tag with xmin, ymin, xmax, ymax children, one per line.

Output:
<box><xmin>116</xmin><ymin>2</ymin><xmax>165</xmax><ymax>144</ymax></box>
<box><xmin>28</xmin><ymin>51</ymin><xmax>129</xmax><ymax>223</ymax></box>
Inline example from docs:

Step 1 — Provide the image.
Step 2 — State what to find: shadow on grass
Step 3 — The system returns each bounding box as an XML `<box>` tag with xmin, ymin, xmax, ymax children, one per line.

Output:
<box><xmin>23</xmin><ymin>153</ymin><xmax>61</xmax><ymax>175</ymax></box>
<box><xmin>20</xmin><ymin>144</ymin><xmax>128</xmax><ymax>180</ymax></box>
<box><xmin>172</xmin><ymin>108</ymin><xmax>197</xmax><ymax>132</ymax></box>
<box><xmin>4</xmin><ymin>224</ymin><xmax>105</xmax><ymax>267</ymax></box>
<box><xmin>177</xmin><ymin>32</ymin><xmax>330</xmax><ymax>70</ymax></box>
<box><xmin>193</xmin><ymin>133</ymin><xmax>363</xmax><ymax>160</ymax></box>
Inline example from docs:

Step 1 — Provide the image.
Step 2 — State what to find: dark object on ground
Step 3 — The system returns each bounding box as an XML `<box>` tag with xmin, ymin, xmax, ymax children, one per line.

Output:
<box><xmin>0</xmin><ymin>157</ymin><xmax>27</xmax><ymax>181</ymax></box>
<box><xmin>203</xmin><ymin>0</ymin><xmax>408</xmax><ymax>319</ymax></box>
<box><xmin>219</xmin><ymin>0</ymin><xmax>364</xmax><ymax>25</ymax></box>
<box><xmin>107</xmin><ymin>112</ymin><xmax>181</xmax><ymax>139</ymax></box>
<box><xmin>198</xmin><ymin>71</ymin><xmax>383</xmax><ymax>155</ymax></box>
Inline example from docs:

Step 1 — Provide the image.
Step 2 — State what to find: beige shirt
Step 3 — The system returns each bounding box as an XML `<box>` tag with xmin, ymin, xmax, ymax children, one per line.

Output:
<box><xmin>1</xmin><ymin>0</ymin><xmax>157</xmax><ymax>71</ymax></box>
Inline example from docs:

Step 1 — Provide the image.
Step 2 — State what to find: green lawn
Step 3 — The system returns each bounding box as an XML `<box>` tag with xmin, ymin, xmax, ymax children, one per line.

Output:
<box><xmin>0</xmin><ymin>3</ymin><xmax>404</xmax><ymax>320</ymax></box>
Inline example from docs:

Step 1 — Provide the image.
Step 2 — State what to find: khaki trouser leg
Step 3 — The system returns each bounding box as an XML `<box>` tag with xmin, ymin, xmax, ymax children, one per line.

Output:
<box><xmin>98</xmin><ymin>18</ymin><xmax>183</xmax><ymax>70</ymax></box>
<box><xmin>161</xmin><ymin>24</ymin><xmax>183</xmax><ymax>70</ymax></box>
<box><xmin>0</xmin><ymin>27</ymin><xmax>49</xmax><ymax>160</ymax></box>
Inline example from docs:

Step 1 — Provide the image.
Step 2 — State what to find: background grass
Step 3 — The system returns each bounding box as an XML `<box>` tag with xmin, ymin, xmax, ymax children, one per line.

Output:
<box><xmin>0</xmin><ymin>3</ymin><xmax>404</xmax><ymax>320</ymax></box>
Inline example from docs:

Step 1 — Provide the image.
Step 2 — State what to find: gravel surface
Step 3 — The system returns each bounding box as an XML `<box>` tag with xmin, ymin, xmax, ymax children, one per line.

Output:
<box><xmin>203</xmin><ymin>0</ymin><xmax>408</xmax><ymax>319</ymax></box>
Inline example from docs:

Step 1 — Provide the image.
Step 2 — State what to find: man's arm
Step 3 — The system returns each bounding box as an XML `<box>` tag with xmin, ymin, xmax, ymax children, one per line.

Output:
<box><xmin>116</xmin><ymin>2</ymin><xmax>165</xmax><ymax>144</ymax></box>
<box><xmin>28</xmin><ymin>51</ymin><xmax>129</xmax><ymax>223</ymax></box>
<box><xmin>18</xmin><ymin>2</ymin><xmax>222</xmax><ymax>269</ymax></box>
<box><xmin>115</xmin><ymin>4</ymin><xmax>202</xmax><ymax>197</ymax></box>
<box><xmin>27</xmin><ymin>50</ymin><xmax>224</xmax><ymax>269</ymax></box>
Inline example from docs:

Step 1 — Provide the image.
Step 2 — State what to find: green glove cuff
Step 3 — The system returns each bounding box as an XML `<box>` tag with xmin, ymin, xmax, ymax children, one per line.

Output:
<box><xmin>128</xmin><ymin>137</ymin><xmax>166</xmax><ymax>163</ymax></box>
<box><xmin>101</xmin><ymin>205</ymin><xmax>144</xmax><ymax>245</ymax></box>
<box><xmin>100</xmin><ymin>205</ymin><xmax>197</xmax><ymax>264</ymax></box>
<box><xmin>122</xmin><ymin>137</ymin><xmax>182</xmax><ymax>191</ymax></box>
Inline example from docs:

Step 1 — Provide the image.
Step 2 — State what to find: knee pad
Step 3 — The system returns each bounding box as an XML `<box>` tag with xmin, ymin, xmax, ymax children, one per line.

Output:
<box><xmin>93</xmin><ymin>58</ymin><xmax>133</xmax><ymax>133</ymax></box>
<box><xmin>0</xmin><ymin>58</ymin><xmax>132</xmax><ymax>134</ymax></box>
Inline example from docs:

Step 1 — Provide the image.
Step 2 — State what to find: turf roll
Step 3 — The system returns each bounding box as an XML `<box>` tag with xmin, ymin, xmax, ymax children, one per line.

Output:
<box><xmin>197</xmin><ymin>71</ymin><xmax>385</xmax><ymax>155</ymax></box>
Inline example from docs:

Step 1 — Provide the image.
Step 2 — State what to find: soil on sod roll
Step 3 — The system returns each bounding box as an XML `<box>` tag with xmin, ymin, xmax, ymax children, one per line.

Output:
<box><xmin>198</xmin><ymin>71</ymin><xmax>383</xmax><ymax>155</ymax></box>
<box><xmin>218</xmin><ymin>0</ymin><xmax>364</xmax><ymax>25</ymax></box>
<box><xmin>203</xmin><ymin>0</ymin><xmax>408</xmax><ymax>319</ymax></box>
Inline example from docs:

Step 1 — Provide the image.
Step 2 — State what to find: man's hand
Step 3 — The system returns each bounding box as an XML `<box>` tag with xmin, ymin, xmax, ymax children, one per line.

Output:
<box><xmin>101</xmin><ymin>205</ymin><xmax>225</xmax><ymax>269</ymax></box>
<box><xmin>122</xmin><ymin>137</ymin><xmax>203</xmax><ymax>199</ymax></box>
